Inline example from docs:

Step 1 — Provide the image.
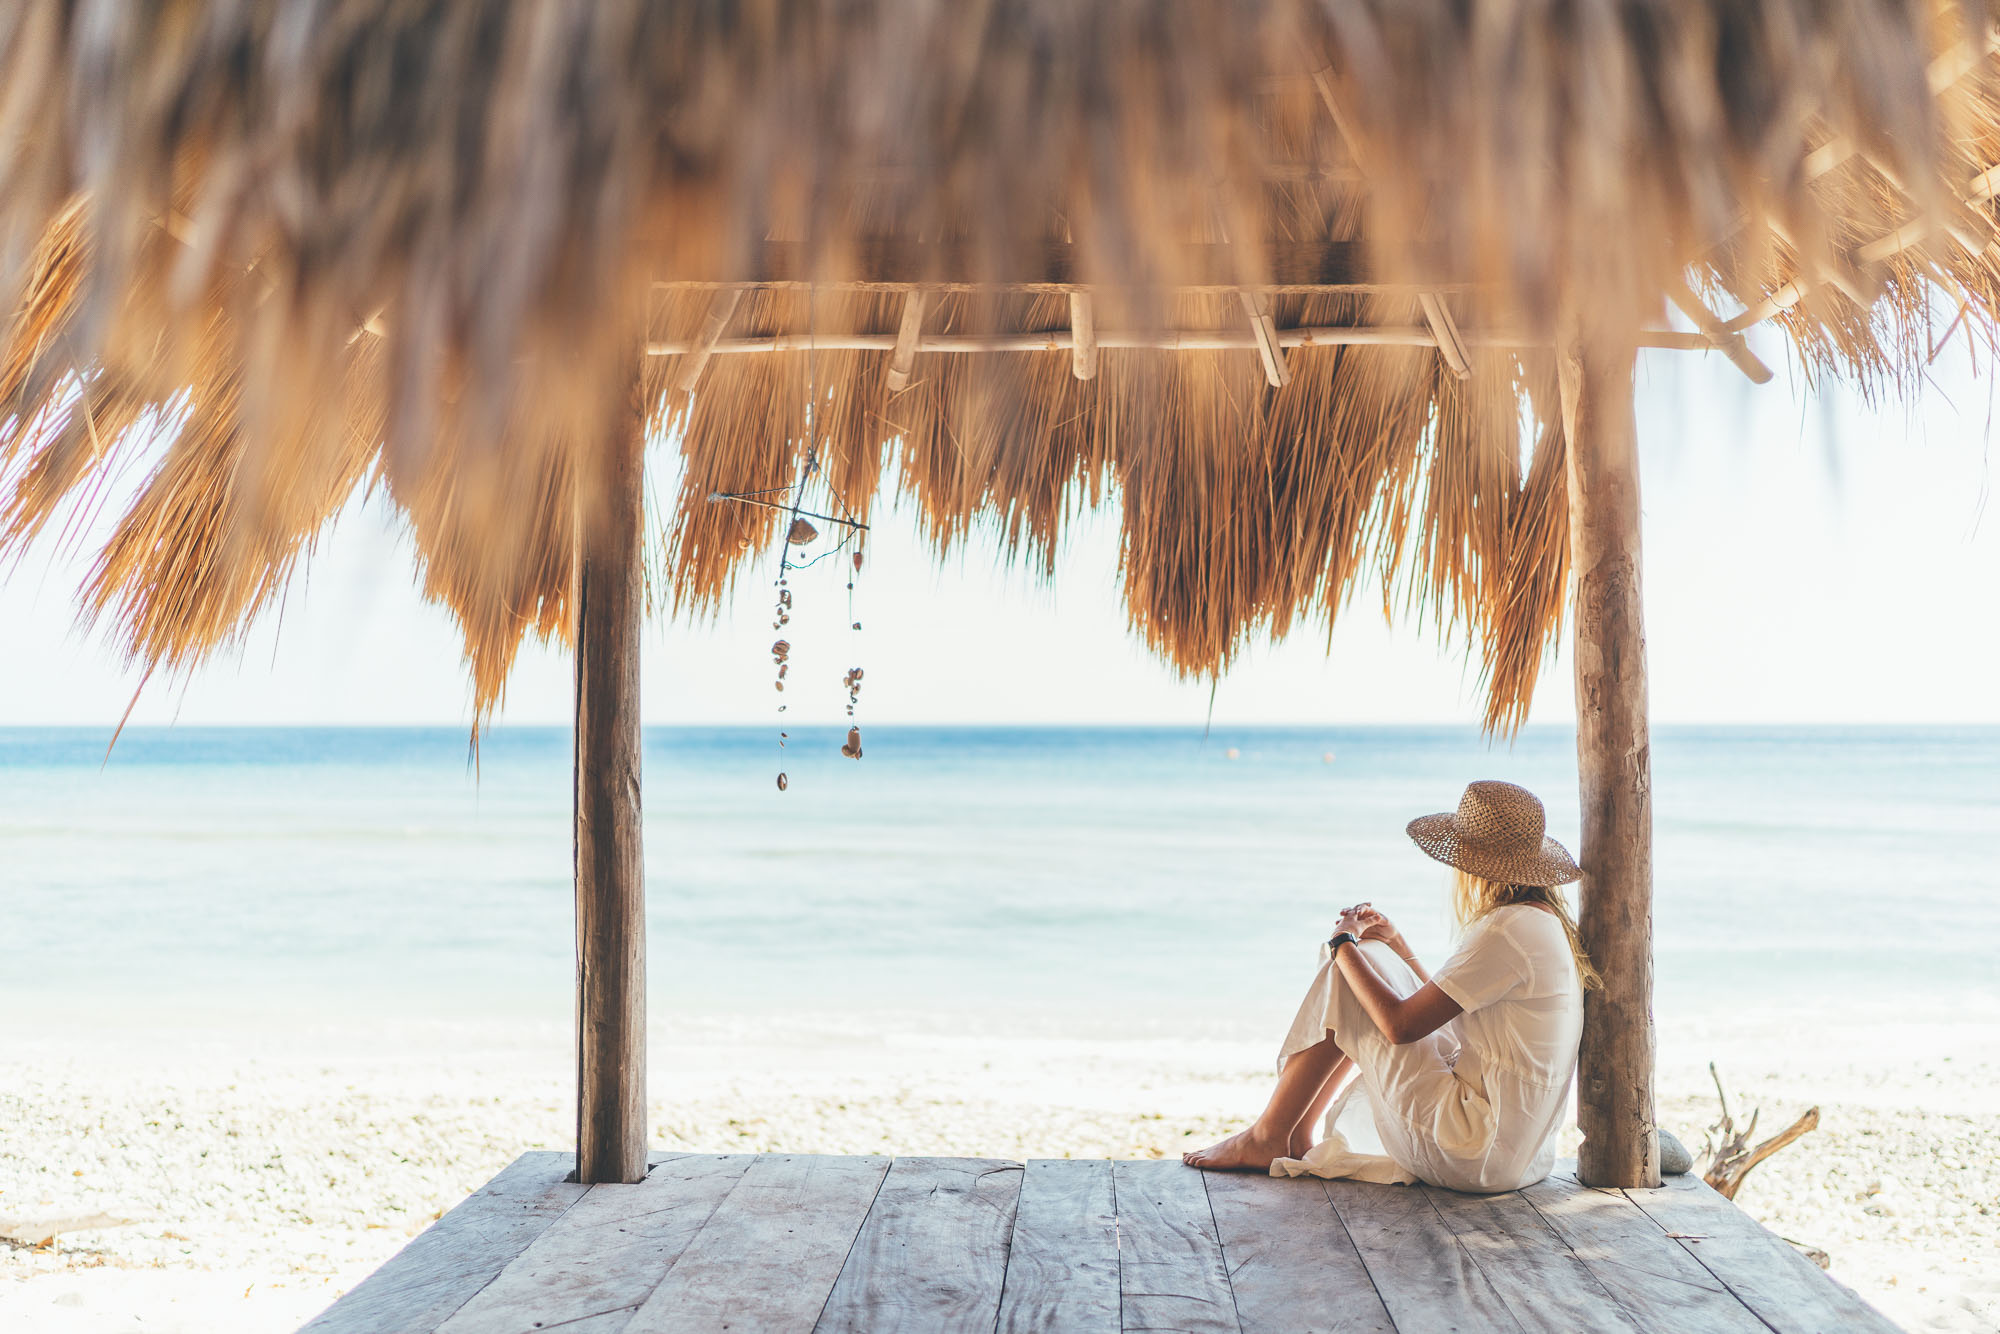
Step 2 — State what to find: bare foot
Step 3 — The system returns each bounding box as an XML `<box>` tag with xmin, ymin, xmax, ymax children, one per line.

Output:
<box><xmin>1288</xmin><ymin>1125</ymin><xmax>1314</xmax><ymax>1159</ymax></box>
<box><xmin>1182</xmin><ymin>1125</ymin><xmax>1289</xmax><ymax>1171</ymax></box>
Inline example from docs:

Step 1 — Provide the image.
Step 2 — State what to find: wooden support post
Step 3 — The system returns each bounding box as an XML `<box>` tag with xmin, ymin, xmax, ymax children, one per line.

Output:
<box><xmin>1558</xmin><ymin>323</ymin><xmax>1660</xmax><ymax>1191</ymax></box>
<box><xmin>573</xmin><ymin>363</ymin><xmax>649</xmax><ymax>1185</ymax></box>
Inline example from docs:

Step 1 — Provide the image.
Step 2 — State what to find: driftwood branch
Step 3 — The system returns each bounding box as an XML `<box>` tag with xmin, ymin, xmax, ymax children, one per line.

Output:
<box><xmin>1700</xmin><ymin>1063</ymin><xmax>1820</xmax><ymax>1201</ymax></box>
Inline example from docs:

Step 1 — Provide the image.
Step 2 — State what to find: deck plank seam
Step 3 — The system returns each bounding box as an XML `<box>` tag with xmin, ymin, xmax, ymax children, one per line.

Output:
<box><xmin>807</xmin><ymin>1153</ymin><xmax>898</xmax><ymax>1334</ymax></box>
<box><xmin>429</xmin><ymin>1162</ymin><xmax>598</xmax><ymax>1334</ymax></box>
<box><xmin>1193</xmin><ymin>1166</ymin><xmax>1246</xmax><ymax>1332</ymax></box>
<box><xmin>1111</xmin><ymin>1160</ymin><xmax>1124</xmax><ymax>1334</ymax></box>
<box><xmin>1314</xmin><ymin>1178</ymin><xmax>1401</xmax><ymax>1333</ymax></box>
<box><xmin>1513</xmin><ymin>1180</ymin><xmax>1664</xmax><ymax>1332</ymax></box>
<box><xmin>1618</xmin><ymin>1188</ymin><xmax>1788</xmax><ymax>1334</ymax></box>
<box><xmin>1410</xmin><ymin>1186</ymin><xmax>1533</xmax><ymax>1334</ymax></box>
<box><xmin>623</xmin><ymin>1153</ymin><xmax>764</xmax><ymax>1317</ymax></box>
<box><xmin>982</xmin><ymin>1163</ymin><xmax>1029</xmax><ymax>1334</ymax></box>
<box><xmin>537</xmin><ymin>1300</ymin><xmax>644</xmax><ymax>1333</ymax></box>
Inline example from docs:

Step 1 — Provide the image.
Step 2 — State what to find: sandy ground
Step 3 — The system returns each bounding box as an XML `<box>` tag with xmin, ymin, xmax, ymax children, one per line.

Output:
<box><xmin>2</xmin><ymin>1007</ymin><xmax>1995</xmax><ymax>1334</ymax></box>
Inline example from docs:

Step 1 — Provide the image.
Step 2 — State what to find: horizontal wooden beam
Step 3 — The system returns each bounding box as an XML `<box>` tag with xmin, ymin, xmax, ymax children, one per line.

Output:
<box><xmin>650</xmin><ymin>239</ymin><xmax>1376</xmax><ymax>291</ymax></box>
<box><xmin>648</xmin><ymin>326</ymin><xmax>1713</xmax><ymax>356</ymax></box>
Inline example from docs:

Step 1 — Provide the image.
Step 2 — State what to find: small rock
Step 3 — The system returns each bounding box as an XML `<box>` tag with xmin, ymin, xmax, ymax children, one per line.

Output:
<box><xmin>1659</xmin><ymin>1130</ymin><xmax>1694</xmax><ymax>1176</ymax></box>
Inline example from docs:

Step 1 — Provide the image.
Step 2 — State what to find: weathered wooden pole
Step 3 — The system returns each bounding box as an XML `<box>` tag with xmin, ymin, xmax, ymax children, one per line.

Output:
<box><xmin>1559</xmin><ymin>322</ymin><xmax>1661</xmax><ymax>1190</ymax></box>
<box><xmin>573</xmin><ymin>369</ymin><xmax>649</xmax><ymax>1185</ymax></box>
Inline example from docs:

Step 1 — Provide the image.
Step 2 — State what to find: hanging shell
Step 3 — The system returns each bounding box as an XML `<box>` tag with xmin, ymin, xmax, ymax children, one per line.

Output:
<box><xmin>787</xmin><ymin>518</ymin><xmax>820</xmax><ymax>545</ymax></box>
<box><xmin>776</xmin><ymin>773</ymin><xmax>788</xmax><ymax>791</ymax></box>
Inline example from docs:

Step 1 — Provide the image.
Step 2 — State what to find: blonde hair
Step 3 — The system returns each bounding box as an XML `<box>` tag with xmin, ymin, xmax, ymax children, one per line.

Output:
<box><xmin>1452</xmin><ymin>868</ymin><xmax>1603</xmax><ymax>991</ymax></box>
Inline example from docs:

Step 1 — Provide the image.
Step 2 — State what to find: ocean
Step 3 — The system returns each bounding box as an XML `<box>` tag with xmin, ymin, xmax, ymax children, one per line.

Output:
<box><xmin>4</xmin><ymin>725</ymin><xmax>1996</xmax><ymax>1034</ymax></box>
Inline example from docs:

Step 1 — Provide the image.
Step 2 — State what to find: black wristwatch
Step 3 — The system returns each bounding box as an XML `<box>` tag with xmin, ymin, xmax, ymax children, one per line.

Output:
<box><xmin>1328</xmin><ymin>931</ymin><xmax>1360</xmax><ymax>956</ymax></box>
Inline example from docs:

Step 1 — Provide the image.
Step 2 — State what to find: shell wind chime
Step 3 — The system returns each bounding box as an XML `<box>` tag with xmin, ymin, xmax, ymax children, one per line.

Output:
<box><xmin>715</xmin><ymin>492</ymin><xmax>866</xmax><ymax>794</ymax></box>
<box><xmin>701</xmin><ymin>294</ymin><xmax>871</xmax><ymax>793</ymax></box>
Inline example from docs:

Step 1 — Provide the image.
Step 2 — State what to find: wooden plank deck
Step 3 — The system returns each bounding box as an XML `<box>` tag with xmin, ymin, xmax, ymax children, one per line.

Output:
<box><xmin>302</xmin><ymin>1153</ymin><xmax>1902</xmax><ymax>1334</ymax></box>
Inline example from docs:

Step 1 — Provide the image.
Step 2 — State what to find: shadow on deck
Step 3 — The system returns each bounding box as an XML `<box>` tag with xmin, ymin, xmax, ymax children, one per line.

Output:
<box><xmin>298</xmin><ymin>1151</ymin><xmax>1898</xmax><ymax>1333</ymax></box>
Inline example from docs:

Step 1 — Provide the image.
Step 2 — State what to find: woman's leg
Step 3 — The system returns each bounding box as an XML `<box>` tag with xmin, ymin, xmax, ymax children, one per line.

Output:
<box><xmin>1290</xmin><ymin>1046</ymin><xmax>1356</xmax><ymax>1157</ymax></box>
<box><xmin>1183</xmin><ymin>1033</ymin><xmax>1352</xmax><ymax>1170</ymax></box>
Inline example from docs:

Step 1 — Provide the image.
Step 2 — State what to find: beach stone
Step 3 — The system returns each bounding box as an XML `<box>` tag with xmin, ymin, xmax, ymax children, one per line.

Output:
<box><xmin>1659</xmin><ymin>1129</ymin><xmax>1694</xmax><ymax>1175</ymax></box>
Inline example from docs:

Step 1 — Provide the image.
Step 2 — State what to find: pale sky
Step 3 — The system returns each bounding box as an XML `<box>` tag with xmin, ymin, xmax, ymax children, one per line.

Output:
<box><xmin>4</xmin><ymin>327</ymin><xmax>1996</xmax><ymax>728</ymax></box>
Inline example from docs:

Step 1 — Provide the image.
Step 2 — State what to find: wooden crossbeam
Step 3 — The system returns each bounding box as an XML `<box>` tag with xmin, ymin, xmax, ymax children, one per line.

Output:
<box><xmin>885</xmin><ymin>291</ymin><xmax>926</xmax><ymax>392</ymax></box>
<box><xmin>1417</xmin><ymin>293</ymin><xmax>1473</xmax><ymax>380</ymax></box>
<box><xmin>648</xmin><ymin>239</ymin><xmax>1372</xmax><ymax>291</ymax></box>
<box><xmin>644</xmin><ymin>326</ymin><xmax>1712</xmax><ymax>356</ymax></box>
<box><xmin>1311</xmin><ymin>66</ymin><xmax>1472</xmax><ymax>381</ymax></box>
<box><xmin>1663</xmin><ymin>278</ymin><xmax>1773</xmax><ymax>383</ymax></box>
<box><xmin>1722</xmin><ymin>169</ymin><xmax>2000</xmax><ymax>335</ymax></box>
<box><xmin>1069</xmin><ymin>292</ymin><xmax>1097</xmax><ymax>380</ymax></box>
<box><xmin>671</xmin><ymin>289</ymin><xmax>742</xmax><ymax>396</ymax></box>
<box><xmin>1766</xmin><ymin>220</ymin><xmax>1870</xmax><ymax>307</ymax></box>
<box><xmin>1802</xmin><ymin>27</ymin><xmax>2000</xmax><ymax>182</ymax></box>
<box><xmin>1239</xmin><ymin>290</ymin><xmax>1292</xmax><ymax>387</ymax></box>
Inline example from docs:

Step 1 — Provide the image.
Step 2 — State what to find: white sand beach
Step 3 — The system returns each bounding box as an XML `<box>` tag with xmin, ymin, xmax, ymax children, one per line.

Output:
<box><xmin>3</xmin><ymin>1006</ymin><xmax>1994</xmax><ymax>1334</ymax></box>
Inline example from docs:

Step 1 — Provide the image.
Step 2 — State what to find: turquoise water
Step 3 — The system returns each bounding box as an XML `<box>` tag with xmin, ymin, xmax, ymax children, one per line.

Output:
<box><xmin>2</xmin><ymin>725</ymin><xmax>1995</xmax><ymax>1029</ymax></box>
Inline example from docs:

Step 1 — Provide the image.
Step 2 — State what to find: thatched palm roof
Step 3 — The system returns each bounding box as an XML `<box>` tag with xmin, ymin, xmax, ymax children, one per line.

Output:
<box><xmin>3</xmin><ymin>2</ymin><xmax>1998</xmax><ymax>730</ymax></box>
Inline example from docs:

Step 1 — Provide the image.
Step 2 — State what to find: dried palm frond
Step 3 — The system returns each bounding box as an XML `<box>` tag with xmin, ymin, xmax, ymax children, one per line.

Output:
<box><xmin>0</xmin><ymin>1</ymin><xmax>1993</xmax><ymax>729</ymax></box>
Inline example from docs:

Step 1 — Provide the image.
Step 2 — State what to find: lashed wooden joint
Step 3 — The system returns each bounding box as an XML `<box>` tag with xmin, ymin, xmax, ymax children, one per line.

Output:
<box><xmin>1663</xmin><ymin>278</ymin><xmax>1772</xmax><ymax>384</ymax></box>
<box><xmin>1069</xmin><ymin>292</ymin><xmax>1097</xmax><ymax>380</ymax></box>
<box><xmin>1803</xmin><ymin>29</ymin><xmax>2000</xmax><ymax>183</ymax></box>
<box><xmin>1766</xmin><ymin>220</ymin><xmax>1868</xmax><ymax>308</ymax></box>
<box><xmin>1859</xmin><ymin>150</ymin><xmax>1996</xmax><ymax>256</ymax></box>
<box><xmin>885</xmin><ymin>290</ymin><xmax>927</xmax><ymax>393</ymax></box>
<box><xmin>1417</xmin><ymin>293</ymin><xmax>1473</xmax><ymax>380</ymax></box>
<box><xmin>1929</xmin><ymin>24</ymin><xmax>2000</xmax><ymax>92</ymax></box>
<box><xmin>1311</xmin><ymin>64</ymin><xmax>1471</xmax><ymax>387</ymax></box>
<box><xmin>1722</xmin><ymin>178</ymin><xmax>2000</xmax><ymax>335</ymax></box>
<box><xmin>1238</xmin><ymin>290</ymin><xmax>1291</xmax><ymax>387</ymax></box>
<box><xmin>1308</xmin><ymin>66</ymin><xmax>1369</xmax><ymax>176</ymax></box>
<box><xmin>673</xmin><ymin>288</ymin><xmax>744</xmax><ymax>397</ymax></box>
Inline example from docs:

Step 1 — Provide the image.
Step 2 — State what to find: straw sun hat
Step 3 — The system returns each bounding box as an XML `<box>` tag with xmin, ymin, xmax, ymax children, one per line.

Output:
<box><xmin>1406</xmin><ymin>780</ymin><xmax>1581</xmax><ymax>887</ymax></box>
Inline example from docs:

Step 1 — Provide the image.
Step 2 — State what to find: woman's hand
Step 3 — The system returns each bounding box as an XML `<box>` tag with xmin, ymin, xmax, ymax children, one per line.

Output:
<box><xmin>1335</xmin><ymin>903</ymin><xmax>1409</xmax><ymax>956</ymax></box>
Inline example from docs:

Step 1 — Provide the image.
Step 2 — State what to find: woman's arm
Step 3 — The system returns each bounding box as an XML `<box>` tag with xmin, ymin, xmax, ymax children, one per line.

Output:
<box><xmin>1349</xmin><ymin>905</ymin><xmax>1430</xmax><ymax>983</ymax></box>
<box><xmin>1332</xmin><ymin>909</ymin><xmax>1461</xmax><ymax>1044</ymax></box>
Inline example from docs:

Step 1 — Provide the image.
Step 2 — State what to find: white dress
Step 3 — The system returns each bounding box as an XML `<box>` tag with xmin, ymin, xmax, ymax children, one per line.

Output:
<box><xmin>1270</xmin><ymin>904</ymin><xmax>1583</xmax><ymax>1194</ymax></box>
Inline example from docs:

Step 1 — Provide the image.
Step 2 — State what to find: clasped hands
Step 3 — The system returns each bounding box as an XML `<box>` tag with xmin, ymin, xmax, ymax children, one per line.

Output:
<box><xmin>1332</xmin><ymin>902</ymin><xmax>1406</xmax><ymax>955</ymax></box>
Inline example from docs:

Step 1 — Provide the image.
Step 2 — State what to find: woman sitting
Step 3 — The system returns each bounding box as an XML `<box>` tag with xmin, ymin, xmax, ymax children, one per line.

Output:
<box><xmin>1184</xmin><ymin>780</ymin><xmax>1600</xmax><ymax>1193</ymax></box>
